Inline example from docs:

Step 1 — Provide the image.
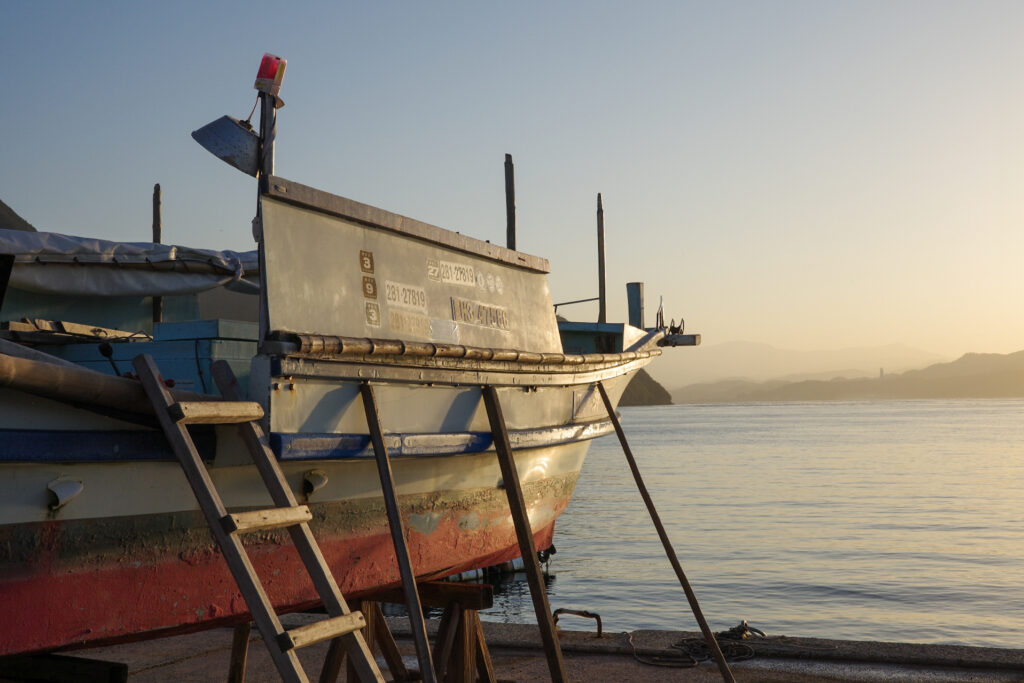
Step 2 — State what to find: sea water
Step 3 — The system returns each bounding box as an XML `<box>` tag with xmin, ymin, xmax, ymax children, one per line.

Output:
<box><xmin>480</xmin><ymin>399</ymin><xmax>1024</xmax><ymax>648</ymax></box>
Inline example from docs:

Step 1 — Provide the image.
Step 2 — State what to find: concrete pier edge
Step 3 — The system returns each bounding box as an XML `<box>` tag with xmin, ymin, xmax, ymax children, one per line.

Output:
<box><xmin>384</xmin><ymin>616</ymin><xmax>1024</xmax><ymax>673</ymax></box>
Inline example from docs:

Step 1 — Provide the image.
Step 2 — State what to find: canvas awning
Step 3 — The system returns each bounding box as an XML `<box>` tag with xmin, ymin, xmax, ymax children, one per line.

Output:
<box><xmin>0</xmin><ymin>229</ymin><xmax>259</xmax><ymax>297</ymax></box>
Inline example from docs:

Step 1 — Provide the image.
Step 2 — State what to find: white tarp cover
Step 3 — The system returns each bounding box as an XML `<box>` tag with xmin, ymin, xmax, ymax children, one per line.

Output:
<box><xmin>0</xmin><ymin>229</ymin><xmax>259</xmax><ymax>297</ymax></box>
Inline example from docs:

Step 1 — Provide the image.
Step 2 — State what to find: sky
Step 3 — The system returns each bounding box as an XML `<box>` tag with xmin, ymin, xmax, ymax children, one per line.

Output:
<box><xmin>2</xmin><ymin>1</ymin><xmax>1022</xmax><ymax>359</ymax></box>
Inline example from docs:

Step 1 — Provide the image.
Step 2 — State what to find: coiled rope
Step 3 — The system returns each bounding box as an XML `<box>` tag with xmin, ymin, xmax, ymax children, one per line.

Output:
<box><xmin>630</xmin><ymin>621</ymin><xmax>765</xmax><ymax>668</ymax></box>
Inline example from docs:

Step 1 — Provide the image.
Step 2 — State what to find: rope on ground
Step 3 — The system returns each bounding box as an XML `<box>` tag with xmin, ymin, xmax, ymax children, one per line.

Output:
<box><xmin>629</xmin><ymin>621</ymin><xmax>764</xmax><ymax>668</ymax></box>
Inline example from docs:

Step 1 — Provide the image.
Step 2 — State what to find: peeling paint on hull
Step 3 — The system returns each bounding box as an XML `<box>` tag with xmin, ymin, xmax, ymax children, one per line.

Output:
<box><xmin>0</xmin><ymin>473</ymin><xmax>575</xmax><ymax>655</ymax></box>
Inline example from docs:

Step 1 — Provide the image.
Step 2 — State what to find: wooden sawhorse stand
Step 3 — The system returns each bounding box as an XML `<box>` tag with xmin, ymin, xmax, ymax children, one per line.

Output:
<box><xmin>359</xmin><ymin>581</ymin><xmax>497</xmax><ymax>683</ymax></box>
<box><xmin>229</xmin><ymin>582</ymin><xmax>495</xmax><ymax>682</ymax></box>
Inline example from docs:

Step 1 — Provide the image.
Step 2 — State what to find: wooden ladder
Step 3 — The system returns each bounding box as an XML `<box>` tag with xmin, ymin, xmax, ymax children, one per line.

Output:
<box><xmin>132</xmin><ymin>354</ymin><xmax>384</xmax><ymax>683</ymax></box>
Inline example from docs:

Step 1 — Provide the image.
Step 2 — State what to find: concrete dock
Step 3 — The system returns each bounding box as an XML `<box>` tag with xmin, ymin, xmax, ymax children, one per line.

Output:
<box><xmin>4</xmin><ymin>614</ymin><xmax>1024</xmax><ymax>682</ymax></box>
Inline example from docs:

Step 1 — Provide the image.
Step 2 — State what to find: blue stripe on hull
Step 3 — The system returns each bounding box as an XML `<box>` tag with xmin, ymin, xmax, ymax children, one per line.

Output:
<box><xmin>272</xmin><ymin>419</ymin><xmax>612</xmax><ymax>460</ymax></box>
<box><xmin>0</xmin><ymin>429</ymin><xmax>215</xmax><ymax>463</ymax></box>
<box><xmin>0</xmin><ymin>419</ymin><xmax>610</xmax><ymax>463</ymax></box>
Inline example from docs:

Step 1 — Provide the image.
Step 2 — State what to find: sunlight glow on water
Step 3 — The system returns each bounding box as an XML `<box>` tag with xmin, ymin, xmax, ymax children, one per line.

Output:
<box><xmin>481</xmin><ymin>399</ymin><xmax>1024</xmax><ymax>648</ymax></box>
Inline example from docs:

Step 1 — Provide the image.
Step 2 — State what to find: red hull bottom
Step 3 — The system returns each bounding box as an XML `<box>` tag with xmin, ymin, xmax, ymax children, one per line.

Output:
<box><xmin>0</xmin><ymin>475</ymin><xmax>573</xmax><ymax>655</ymax></box>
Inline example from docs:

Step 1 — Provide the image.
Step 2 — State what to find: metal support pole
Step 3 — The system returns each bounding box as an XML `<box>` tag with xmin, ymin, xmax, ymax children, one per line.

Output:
<box><xmin>481</xmin><ymin>386</ymin><xmax>568</xmax><ymax>683</ymax></box>
<box><xmin>259</xmin><ymin>93</ymin><xmax>277</xmax><ymax>188</ymax></box>
<box><xmin>360</xmin><ymin>383</ymin><xmax>437</xmax><ymax>683</ymax></box>
<box><xmin>504</xmin><ymin>154</ymin><xmax>516</xmax><ymax>251</ymax></box>
<box><xmin>255</xmin><ymin>92</ymin><xmax>277</xmax><ymax>343</ymax></box>
<box><xmin>151</xmin><ymin>183</ymin><xmax>162</xmax><ymax>325</ymax></box>
<box><xmin>597</xmin><ymin>193</ymin><xmax>606</xmax><ymax>324</ymax></box>
<box><xmin>596</xmin><ymin>382</ymin><xmax>736</xmax><ymax>683</ymax></box>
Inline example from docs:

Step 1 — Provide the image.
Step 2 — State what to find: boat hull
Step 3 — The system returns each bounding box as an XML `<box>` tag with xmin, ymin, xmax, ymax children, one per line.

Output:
<box><xmin>0</xmin><ymin>443</ymin><xmax>583</xmax><ymax>655</ymax></box>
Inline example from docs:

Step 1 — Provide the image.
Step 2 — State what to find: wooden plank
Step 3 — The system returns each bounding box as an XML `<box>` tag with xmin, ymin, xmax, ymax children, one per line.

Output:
<box><xmin>210</xmin><ymin>360</ymin><xmax>384</xmax><ymax>683</ymax></box>
<box><xmin>320</xmin><ymin>639</ymin><xmax>346</xmax><ymax>683</ymax></box>
<box><xmin>279</xmin><ymin>612</ymin><xmax>366</xmax><ymax>652</ymax></box>
<box><xmin>482</xmin><ymin>385</ymin><xmax>568</xmax><ymax>683</ymax></box>
<box><xmin>368</xmin><ymin>602</ymin><xmax>411</xmax><ymax>682</ymax></box>
<box><xmin>228</xmin><ymin>622</ymin><xmax>252</xmax><ymax>683</ymax></box>
<box><xmin>0</xmin><ymin>337</ymin><xmax>92</xmax><ymax>369</ymax></box>
<box><xmin>0</xmin><ymin>351</ymin><xmax>217</xmax><ymax>424</ymax></box>
<box><xmin>360</xmin><ymin>382</ymin><xmax>437</xmax><ymax>683</ymax></box>
<box><xmin>368</xmin><ymin>581</ymin><xmax>493</xmax><ymax>611</ymax></box>
<box><xmin>222</xmin><ymin>505</ymin><xmax>313</xmax><ymax>534</ymax></box>
<box><xmin>2</xmin><ymin>318</ymin><xmax>140</xmax><ymax>340</ymax></box>
<box><xmin>451</xmin><ymin>607</ymin><xmax>476</xmax><ymax>683</ymax></box>
<box><xmin>431</xmin><ymin>604</ymin><xmax>460</xmax><ymax>682</ymax></box>
<box><xmin>169</xmin><ymin>400</ymin><xmax>264</xmax><ymax>424</ymax></box>
<box><xmin>472</xmin><ymin>613</ymin><xmax>497</xmax><ymax>683</ymax></box>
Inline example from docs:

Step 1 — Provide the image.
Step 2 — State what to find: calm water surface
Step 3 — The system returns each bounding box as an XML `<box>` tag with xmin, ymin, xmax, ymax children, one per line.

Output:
<box><xmin>480</xmin><ymin>399</ymin><xmax>1024</xmax><ymax>648</ymax></box>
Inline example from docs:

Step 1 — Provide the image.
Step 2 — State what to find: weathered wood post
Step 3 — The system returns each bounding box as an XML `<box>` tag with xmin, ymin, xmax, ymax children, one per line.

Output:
<box><xmin>505</xmin><ymin>154</ymin><xmax>516</xmax><ymax>250</ymax></box>
<box><xmin>152</xmin><ymin>183</ymin><xmax>162</xmax><ymax>325</ymax></box>
<box><xmin>597</xmin><ymin>193</ymin><xmax>606</xmax><ymax>324</ymax></box>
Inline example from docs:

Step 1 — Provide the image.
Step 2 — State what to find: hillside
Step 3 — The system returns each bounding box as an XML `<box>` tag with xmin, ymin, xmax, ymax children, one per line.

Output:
<box><xmin>674</xmin><ymin>350</ymin><xmax>1024</xmax><ymax>403</ymax></box>
<box><xmin>0</xmin><ymin>199</ymin><xmax>37</xmax><ymax>232</ymax></box>
<box><xmin>650</xmin><ymin>340</ymin><xmax>944</xmax><ymax>387</ymax></box>
<box><xmin>620</xmin><ymin>368</ymin><xmax>672</xmax><ymax>406</ymax></box>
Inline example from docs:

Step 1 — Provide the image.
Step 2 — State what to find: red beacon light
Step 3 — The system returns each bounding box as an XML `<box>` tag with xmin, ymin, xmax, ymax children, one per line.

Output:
<box><xmin>254</xmin><ymin>53</ymin><xmax>286</xmax><ymax>97</ymax></box>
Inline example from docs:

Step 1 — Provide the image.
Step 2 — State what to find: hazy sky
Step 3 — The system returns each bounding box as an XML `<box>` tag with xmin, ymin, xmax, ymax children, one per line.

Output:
<box><xmin>3</xmin><ymin>2</ymin><xmax>1022</xmax><ymax>358</ymax></box>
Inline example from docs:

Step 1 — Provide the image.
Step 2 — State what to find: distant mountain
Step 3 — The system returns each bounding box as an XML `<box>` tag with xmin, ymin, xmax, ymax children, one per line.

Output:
<box><xmin>651</xmin><ymin>340</ymin><xmax>945</xmax><ymax>390</ymax></box>
<box><xmin>674</xmin><ymin>350</ymin><xmax>1024</xmax><ymax>403</ymax></box>
<box><xmin>620</xmin><ymin>368</ymin><xmax>672</xmax><ymax>406</ymax></box>
<box><xmin>0</xmin><ymin>200</ymin><xmax>37</xmax><ymax>232</ymax></box>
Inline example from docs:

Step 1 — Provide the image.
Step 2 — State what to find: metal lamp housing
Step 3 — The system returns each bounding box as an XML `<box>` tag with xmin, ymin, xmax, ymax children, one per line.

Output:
<box><xmin>191</xmin><ymin>115</ymin><xmax>260</xmax><ymax>177</ymax></box>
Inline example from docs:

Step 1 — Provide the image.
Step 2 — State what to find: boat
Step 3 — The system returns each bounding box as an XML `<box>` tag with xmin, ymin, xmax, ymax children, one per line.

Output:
<box><xmin>0</xmin><ymin>56</ymin><xmax>698</xmax><ymax>657</ymax></box>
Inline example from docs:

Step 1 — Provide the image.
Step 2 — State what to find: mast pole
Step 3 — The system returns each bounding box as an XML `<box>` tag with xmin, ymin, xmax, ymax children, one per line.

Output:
<box><xmin>504</xmin><ymin>154</ymin><xmax>516</xmax><ymax>250</ymax></box>
<box><xmin>597</xmin><ymin>193</ymin><xmax>607</xmax><ymax>324</ymax></box>
<box><xmin>152</xmin><ymin>183</ymin><xmax>162</xmax><ymax>325</ymax></box>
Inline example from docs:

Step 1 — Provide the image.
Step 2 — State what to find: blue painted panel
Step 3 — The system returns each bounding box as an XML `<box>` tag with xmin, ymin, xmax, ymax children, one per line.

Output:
<box><xmin>0</xmin><ymin>428</ymin><xmax>216</xmax><ymax>462</ymax></box>
<box><xmin>271</xmin><ymin>432</ymin><xmax>494</xmax><ymax>460</ymax></box>
<box><xmin>50</xmin><ymin>338</ymin><xmax>256</xmax><ymax>396</ymax></box>
<box><xmin>154</xmin><ymin>319</ymin><xmax>258</xmax><ymax>341</ymax></box>
<box><xmin>558</xmin><ymin>321</ymin><xmax>625</xmax><ymax>354</ymax></box>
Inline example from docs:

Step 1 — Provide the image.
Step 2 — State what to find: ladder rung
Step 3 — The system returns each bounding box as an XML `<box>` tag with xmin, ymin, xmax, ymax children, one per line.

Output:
<box><xmin>168</xmin><ymin>400</ymin><xmax>264</xmax><ymax>424</ymax></box>
<box><xmin>277</xmin><ymin>611</ymin><xmax>367</xmax><ymax>652</ymax></box>
<box><xmin>221</xmin><ymin>505</ymin><xmax>313</xmax><ymax>534</ymax></box>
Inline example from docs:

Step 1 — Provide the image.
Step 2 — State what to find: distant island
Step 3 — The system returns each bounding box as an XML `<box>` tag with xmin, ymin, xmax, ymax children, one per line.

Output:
<box><xmin>673</xmin><ymin>349</ymin><xmax>1024</xmax><ymax>403</ymax></box>
<box><xmin>621</xmin><ymin>368</ymin><xmax>673</xmax><ymax>406</ymax></box>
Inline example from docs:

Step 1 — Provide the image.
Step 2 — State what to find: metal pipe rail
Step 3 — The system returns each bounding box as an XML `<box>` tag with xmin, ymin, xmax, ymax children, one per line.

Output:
<box><xmin>283</xmin><ymin>332</ymin><xmax>662</xmax><ymax>367</ymax></box>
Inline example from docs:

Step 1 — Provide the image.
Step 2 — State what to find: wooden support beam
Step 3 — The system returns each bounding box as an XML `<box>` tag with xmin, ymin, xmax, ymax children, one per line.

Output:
<box><xmin>221</xmin><ymin>506</ymin><xmax>313</xmax><ymax>534</ymax></box>
<box><xmin>367</xmin><ymin>601</ymin><xmax>412</xmax><ymax>682</ymax></box>
<box><xmin>472</xmin><ymin>613</ymin><xmax>497</xmax><ymax>683</ymax></box>
<box><xmin>360</xmin><ymin>382</ymin><xmax>437</xmax><ymax>683</ymax></box>
<box><xmin>596</xmin><ymin>382</ymin><xmax>736</xmax><ymax>683</ymax></box>
<box><xmin>369</xmin><ymin>581</ymin><xmax>493</xmax><ymax>611</ymax></box>
<box><xmin>227</xmin><ymin>622</ymin><xmax>252</xmax><ymax>683</ymax></box>
<box><xmin>432</xmin><ymin>603</ymin><xmax>461</xmax><ymax>681</ymax></box>
<box><xmin>280</xmin><ymin>612</ymin><xmax>366</xmax><ymax>652</ymax></box>
<box><xmin>169</xmin><ymin>400</ymin><xmax>264</xmax><ymax>424</ymax></box>
<box><xmin>481</xmin><ymin>385</ymin><xmax>568</xmax><ymax>683</ymax></box>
